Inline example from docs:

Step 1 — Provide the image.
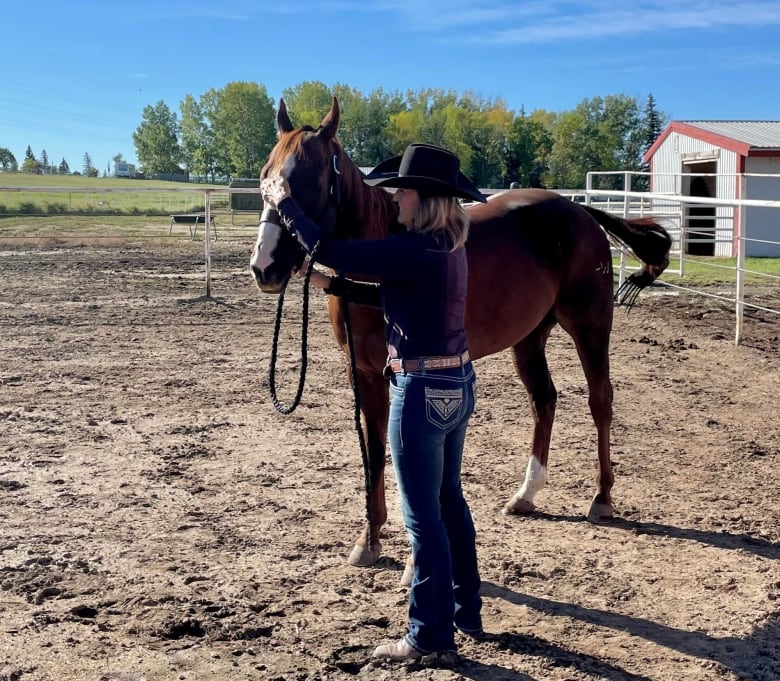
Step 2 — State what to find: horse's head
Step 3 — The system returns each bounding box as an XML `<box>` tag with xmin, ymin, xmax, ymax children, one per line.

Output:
<box><xmin>250</xmin><ymin>98</ymin><xmax>342</xmax><ymax>294</ymax></box>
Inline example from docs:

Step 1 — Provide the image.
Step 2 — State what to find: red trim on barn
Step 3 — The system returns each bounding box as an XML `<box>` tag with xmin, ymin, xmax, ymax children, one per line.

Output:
<box><xmin>642</xmin><ymin>121</ymin><xmax>780</xmax><ymax>163</ymax></box>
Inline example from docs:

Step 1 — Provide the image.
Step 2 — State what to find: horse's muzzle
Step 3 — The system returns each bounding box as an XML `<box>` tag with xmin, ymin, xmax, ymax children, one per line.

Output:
<box><xmin>250</xmin><ymin>261</ymin><xmax>287</xmax><ymax>294</ymax></box>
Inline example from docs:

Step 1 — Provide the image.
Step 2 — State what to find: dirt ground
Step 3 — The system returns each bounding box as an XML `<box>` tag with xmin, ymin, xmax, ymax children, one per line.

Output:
<box><xmin>0</xmin><ymin>239</ymin><xmax>778</xmax><ymax>681</ymax></box>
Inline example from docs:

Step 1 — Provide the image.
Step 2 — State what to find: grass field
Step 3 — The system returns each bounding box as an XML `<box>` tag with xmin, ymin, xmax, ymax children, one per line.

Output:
<box><xmin>619</xmin><ymin>253</ymin><xmax>780</xmax><ymax>285</ymax></box>
<box><xmin>0</xmin><ymin>172</ymin><xmax>208</xmax><ymax>189</ymax></box>
<box><xmin>0</xmin><ymin>172</ymin><xmax>238</xmax><ymax>215</ymax></box>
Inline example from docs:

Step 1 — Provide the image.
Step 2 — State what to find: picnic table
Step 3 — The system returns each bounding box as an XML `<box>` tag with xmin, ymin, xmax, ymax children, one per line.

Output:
<box><xmin>169</xmin><ymin>213</ymin><xmax>217</xmax><ymax>240</ymax></box>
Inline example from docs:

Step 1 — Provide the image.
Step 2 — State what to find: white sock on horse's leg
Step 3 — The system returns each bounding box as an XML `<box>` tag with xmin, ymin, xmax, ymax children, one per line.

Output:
<box><xmin>504</xmin><ymin>455</ymin><xmax>547</xmax><ymax>514</ymax></box>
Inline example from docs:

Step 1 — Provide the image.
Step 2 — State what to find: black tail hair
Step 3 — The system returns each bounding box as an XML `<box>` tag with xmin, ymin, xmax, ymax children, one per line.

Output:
<box><xmin>582</xmin><ymin>204</ymin><xmax>672</xmax><ymax>310</ymax></box>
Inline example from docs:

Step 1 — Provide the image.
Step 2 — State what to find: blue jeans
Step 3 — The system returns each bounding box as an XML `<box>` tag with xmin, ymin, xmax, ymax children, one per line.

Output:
<box><xmin>387</xmin><ymin>361</ymin><xmax>482</xmax><ymax>653</ymax></box>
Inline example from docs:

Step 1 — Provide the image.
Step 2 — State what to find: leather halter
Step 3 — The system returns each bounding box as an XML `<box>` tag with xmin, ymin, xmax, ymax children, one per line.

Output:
<box><xmin>330</xmin><ymin>151</ymin><xmax>342</xmax><ymax>212</ymax></box>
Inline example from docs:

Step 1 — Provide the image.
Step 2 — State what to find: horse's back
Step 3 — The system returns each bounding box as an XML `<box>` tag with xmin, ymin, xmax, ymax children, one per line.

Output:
<box><xmin>463</xmin><ymin>189</ymin><xmax>614</xmax><ymax>359</ymax></box>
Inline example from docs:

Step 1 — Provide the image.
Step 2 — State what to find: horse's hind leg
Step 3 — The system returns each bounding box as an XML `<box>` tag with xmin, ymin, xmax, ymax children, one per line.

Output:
<box><xmin>504</xmin><ymin>318</ymin><xmax>557</xmax><ymax>515</ymax></box>
<box><xmin>564</xmin><ymin>319</ymin><xmax>615</xmax><ymax>522</ymax></box>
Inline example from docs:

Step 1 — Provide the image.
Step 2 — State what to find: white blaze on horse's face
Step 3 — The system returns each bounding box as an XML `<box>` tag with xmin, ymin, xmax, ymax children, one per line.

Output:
<box><xmin>249</xmin><ymin>155</ymin><xmax>298</xmax><ymax>293</ymax></box>
<box><xmin>250</xmin><ymin>208</ymin><xmax>284</xmax><ymax>284</ymax></box>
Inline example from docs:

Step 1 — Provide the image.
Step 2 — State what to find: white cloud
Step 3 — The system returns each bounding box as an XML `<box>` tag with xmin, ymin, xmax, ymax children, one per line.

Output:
<box><xmin>368</xmin><ymin>1</ymin><xmax>780</xmax><ymax>42</ymax></box>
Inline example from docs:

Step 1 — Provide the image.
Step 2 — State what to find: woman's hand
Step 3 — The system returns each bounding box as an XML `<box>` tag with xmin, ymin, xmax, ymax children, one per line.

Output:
<box><xmin>260</xmin><ymin>174</ymin><xmax>291</xmax><ymax>208</ymax></box>
<box><xmin>297</xmin><ymin>260</ymin><xmax>332</xmax><ymax>290</ymax></box>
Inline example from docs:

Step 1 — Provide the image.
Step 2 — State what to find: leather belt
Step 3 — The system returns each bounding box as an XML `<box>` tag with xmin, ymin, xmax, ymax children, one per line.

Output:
<box><xmin>385</xmin><ymin>350</ymin><xmax>470</xmax><ymax>374</ymax></box>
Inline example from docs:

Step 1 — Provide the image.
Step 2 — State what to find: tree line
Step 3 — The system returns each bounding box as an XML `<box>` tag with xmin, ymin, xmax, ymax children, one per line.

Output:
<box><xmin>135</xmin><ymin>80</ymin><xmax>666</xmax><ymax>189</ymax></box>
<box><xmin>0</xmin><ymin>146</ymin><xmax>105</xmax><ymax>177</ymax></box>
<box><xmin>2</xmin><ymin>80</ymin><xmax>668</xmax><ymax>190</ymax></box>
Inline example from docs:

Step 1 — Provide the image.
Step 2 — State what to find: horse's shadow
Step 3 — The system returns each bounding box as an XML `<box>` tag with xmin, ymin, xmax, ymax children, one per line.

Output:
<box><xmin>447</xmin><ymin>513</ymin><xmax>779</xmax><ymax>679</ymax></box>
<box><xmin>363</xmin><ymin>515</ymin><xmax>778</xmax><ymax>679</ymax></box>
<box><xmin>480</xmin><ymin>581</ymin><xmax>779</xmax><ymax>680</ymax></box>
<box><xmin>533</xmin><ymin>511</ymin><xmax>779</xmax><ymax>560</ymax></box>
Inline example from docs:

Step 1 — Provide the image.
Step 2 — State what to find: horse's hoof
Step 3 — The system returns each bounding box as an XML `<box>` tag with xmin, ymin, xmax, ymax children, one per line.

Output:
<box><xmin>347</xmin><ymin>542</ymin><xmax>382</xmax><ymax>567</ymax></box>
<box><xmin>587</xmin><ymin>501</ymin><xmax>614</xmax><ymax>523</ymax></box>
<box><xmin>503</xmin><ymin>497</ymin><xmax>535</xmax><ymax>516</ymax></box>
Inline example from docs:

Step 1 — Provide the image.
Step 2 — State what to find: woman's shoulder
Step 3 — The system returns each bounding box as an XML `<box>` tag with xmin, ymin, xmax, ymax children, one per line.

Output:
<box><xmin>402</xmin><ymin>230</ymin><xmax>453</xmax><ymax>250</ymax></box>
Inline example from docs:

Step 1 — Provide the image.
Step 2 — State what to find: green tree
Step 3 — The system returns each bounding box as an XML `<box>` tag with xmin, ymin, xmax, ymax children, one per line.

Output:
<box><xmin>635</xmin><ymin>93</ymin><xmax>668</xmax><ymax>190</ymax></box>
<box><xmin>58</xmin><ymin>158</ymin><xmax>69</xmax><ymax>174</ymax></box>
<box><xmin>642</xmin><ymin>93</ymin><xmax>666</xmax><ymax>153</ymax></box>
<box><xmin>383</xmin><ymin>89</ymin><xmax>514</xmax><ymax>187</ymax></box>
<box><xmin>547</xmin><ymin>95</ymin><xmax>647</xmax><ymax>189</ymax></box>
<box><xmin>205</xmin><ymin>82</ymin><xmax>275</xmax><ymax>178</ymax></box>
<box><xmin>0</xmin><ymin>147</ymin><xmax>19</xmax><ymax>171</ymax></box>
<box><xmin>386</xmin><ymin>89</ymin><xmax>461</xmax><ymax>152</ymax></box>
<box><xmin>331</xmin><ymin>85</ymin><xmax>404</xmax><ymax>166</ymax></box>
<box><xmin>603</xmin><ymin>95</ymin><xmax>645</xmax><ymax>179</ymax></box>
<box><xmin>133</xmin><ymin>101</ymin><xmax>182</xmax><ymax>175</ymax></box>
<box><xmin>83</xmin><ymin>152</ymin><xmax>97</xmax><ymax>177</ymax></box>
<box><xmin>505</xmin><ymin>110</ymin><xmax>554</xmax><ymax>187</ymax></box>
<box><xmin>448</xmin><ymin>97</ymin><xmax>512</xmax><ymax>188</ymax></box>
<box><xmin>180</xmin><ymin>93</ymin><xmax>217</xmax><ymax>180</ymax></box>
<box><xmin>22</xmin><ymin>146</ymin><xmax>39</xmax><ymax>173</ymax></box>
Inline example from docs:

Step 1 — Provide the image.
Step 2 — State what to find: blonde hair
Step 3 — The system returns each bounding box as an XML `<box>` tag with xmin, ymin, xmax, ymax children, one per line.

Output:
<box><xmin>413</xmin><ymin>195</ymin><xmax>470</xmax><ymax>250</ymax></box>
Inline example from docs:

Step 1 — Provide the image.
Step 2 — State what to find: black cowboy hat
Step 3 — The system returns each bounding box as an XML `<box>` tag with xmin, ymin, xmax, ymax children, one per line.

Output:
<box><xmin>363</xmin><ymin>143</ymin><xmax>487</xmax><ymax>203</ymax></box>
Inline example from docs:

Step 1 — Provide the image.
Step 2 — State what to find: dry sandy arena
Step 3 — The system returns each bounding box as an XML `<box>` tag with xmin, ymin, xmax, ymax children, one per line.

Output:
<box><xmin>0</xmin><ymin>238</ymin><xmax>778</xmax><ymax>681</ymax></box>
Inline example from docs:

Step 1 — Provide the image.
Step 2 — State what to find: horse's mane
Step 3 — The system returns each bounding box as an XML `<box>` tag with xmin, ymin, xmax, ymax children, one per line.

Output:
<box><xmin>267</xmin><ymin>127</ymin><xmax>316</xmax><ymax>174</ymax></box>
<box><xmin>332</xmin><ymin>142</ymin><xmax>401</xmax><ymax>241</ymax></box>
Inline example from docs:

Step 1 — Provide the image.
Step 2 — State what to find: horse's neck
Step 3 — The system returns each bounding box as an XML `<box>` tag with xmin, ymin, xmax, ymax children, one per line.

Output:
<box><xmin>340</xmin><ymin>161</ymin><xmax>398</xmax><ymax>240</ymax></box>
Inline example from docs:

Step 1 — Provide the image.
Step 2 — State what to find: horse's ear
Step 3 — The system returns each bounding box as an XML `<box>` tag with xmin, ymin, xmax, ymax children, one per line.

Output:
<box><xmin>277</xmin><ymin>98</ymin><xmax>294</xmax><ymax>134</ymax></box>
<box><xmin>318</xmin><ymin>97</ymin><xmax>340</xmax><ymax>141</ymax></box>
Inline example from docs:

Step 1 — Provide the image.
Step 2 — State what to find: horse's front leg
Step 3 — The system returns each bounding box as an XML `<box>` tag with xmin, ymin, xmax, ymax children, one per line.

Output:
<box><xmin>346</xmin><ymin>368</ymin><xmax>390</xmax><ymax>567</ymax></box>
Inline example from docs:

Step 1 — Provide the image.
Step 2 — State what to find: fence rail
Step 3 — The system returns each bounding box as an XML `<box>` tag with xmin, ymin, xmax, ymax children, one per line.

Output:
<box><xmin>2</xmin><ymin>180</ymin><xmax>778</xmax><ymax>344</ymax></box>
<box><xmin>581</xmin><ymin>171</ymin><xmax>780</xmax><ymax>345</ymax></box>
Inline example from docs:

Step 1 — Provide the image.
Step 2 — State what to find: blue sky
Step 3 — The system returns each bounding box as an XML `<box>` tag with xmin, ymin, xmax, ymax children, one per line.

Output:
<box><xmin>3</xmin><ymin>0</ymin><xmax>780</xmax><ymax>172</ymax></box>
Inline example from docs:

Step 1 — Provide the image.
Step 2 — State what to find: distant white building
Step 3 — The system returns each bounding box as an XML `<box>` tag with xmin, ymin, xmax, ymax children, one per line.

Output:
<box><xmin>114</xmin><ymin>161</ymin><xmax>136</xmax><ymax>178</ymax></box>
<box><xmin>644</xmin><ymin>121</ymin><xmax>780</xmax><ymax>257</ymax></box>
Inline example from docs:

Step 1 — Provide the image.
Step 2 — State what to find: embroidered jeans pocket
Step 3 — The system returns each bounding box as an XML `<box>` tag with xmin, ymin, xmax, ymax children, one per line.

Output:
<box><xmin>424</xmin><ymin>386</ymin><xmax>464</xmax><ymax>430</ymax></box>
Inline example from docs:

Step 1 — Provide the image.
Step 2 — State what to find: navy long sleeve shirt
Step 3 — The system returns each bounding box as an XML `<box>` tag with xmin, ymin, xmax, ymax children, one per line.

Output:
<box><xmin>277</xmin><ymin>196</ymin><xmax>469</xmax><ymax>359</ymax></box>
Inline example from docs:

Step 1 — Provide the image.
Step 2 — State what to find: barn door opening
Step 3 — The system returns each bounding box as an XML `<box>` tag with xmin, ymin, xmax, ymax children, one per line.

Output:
<box><xmin>683</xmin><ymin>161</ymin><xmax>716</xmax><ymax>256</ymax></box>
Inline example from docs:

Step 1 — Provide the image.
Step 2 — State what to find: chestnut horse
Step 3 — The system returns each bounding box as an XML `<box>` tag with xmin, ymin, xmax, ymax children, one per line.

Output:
<box><xmin>250</xmin><ymin>98</ymin><xmax>671</xmax><ymax>569</ymax></box>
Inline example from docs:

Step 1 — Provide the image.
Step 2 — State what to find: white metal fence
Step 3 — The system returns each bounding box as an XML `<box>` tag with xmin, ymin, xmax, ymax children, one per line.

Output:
<box><xmin>579</xmin><ymin>171</ymin><xmax>780</xmax><ymax>345</ymax></box>
<box><xmin>0</xmin><ymin>185</ymin><xmax>262</xmax><ymax>298</ymax></box>
<box><xmin>2</xmin><ymin>179</ymin><xmax>778</xmax><ymax>344</ymax></box>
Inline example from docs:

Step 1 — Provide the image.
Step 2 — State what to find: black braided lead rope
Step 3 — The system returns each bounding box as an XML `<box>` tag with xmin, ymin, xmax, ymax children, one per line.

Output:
<box><xmin>266</xmin><ymin>245</ymin><xmax>375</xmax><ymax>549</ymax></box>
<box><xmin>267</xmin><ymin>242</ymin><xmax>321</xmax><ymax>415</ymax></box>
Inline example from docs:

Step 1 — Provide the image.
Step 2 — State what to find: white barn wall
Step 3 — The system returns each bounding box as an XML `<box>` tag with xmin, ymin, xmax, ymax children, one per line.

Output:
<box><xmin>648</xmin><ymin>129</ymin><xmax>780</xmax><ymax>257</ymax></box>
<box><xmin>713</xmin><ymin>146</ymin><xmax>738</xmax><ymax>257</ymax></box>
<box><xmin>745</xmin><ymin>157</ymin><xmax>780</xmax><ymax>257</ymax></box>
<box><xmin>649</xmin><ymin>132</ymin><xmax>737</xmax><ymax>256</ymax></box>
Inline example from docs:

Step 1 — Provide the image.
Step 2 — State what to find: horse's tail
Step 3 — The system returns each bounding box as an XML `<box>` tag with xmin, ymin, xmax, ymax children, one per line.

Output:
<box><xmin>582</xmin><ymin>204</ymin><xmax>672</xmax><ymax>309</ymax></box>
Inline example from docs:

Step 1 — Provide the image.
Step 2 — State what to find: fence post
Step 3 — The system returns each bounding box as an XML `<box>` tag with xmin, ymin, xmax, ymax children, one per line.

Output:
<box><xmin>735</xmin><ymin>174</ymin><xmax>747</xmax><ymax>345</ymax></box>
<box><xmin>205</xmin><ymin>190</ymin><xmax>212</xmax><ymax>299</ymax></box>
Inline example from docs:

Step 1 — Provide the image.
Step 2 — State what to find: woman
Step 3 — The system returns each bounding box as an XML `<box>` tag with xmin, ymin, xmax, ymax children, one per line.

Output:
<box><xmin>260</xmin><ymin>143</ymin><xmax>485</xmax><ymax>662</ymax></box>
